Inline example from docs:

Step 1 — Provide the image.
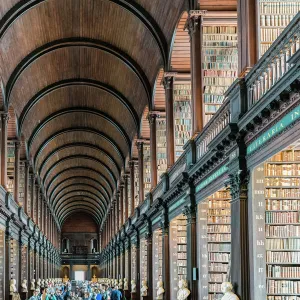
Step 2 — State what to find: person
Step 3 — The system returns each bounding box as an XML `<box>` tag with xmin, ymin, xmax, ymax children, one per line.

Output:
<box><xmin>40</xmin><ymin>287</ymin><xmax>50</xmax><ymax>300</ymax></box>
<box><xmin>83</xmin><ymin>292</ymin><xmax>90</xmax><ymax>300</ymax></box>
<box><xmin>55</xmin><ymin>288</ymin><xmax>64</xmax><ymax>300</ymax></box>
<box><xmin>102</xmin><ymin>286</ymin><xmax>110</xmax><ymax>300</ymax></box>
<box><xmin>110</xmin><ymin>286</ymin><xmax>122</xmax><ymax>300</ymax></box>
<box><xmin>29</xmin><ymin>289</ymin><xmax>40</xmax><ymax>300</ymax></box>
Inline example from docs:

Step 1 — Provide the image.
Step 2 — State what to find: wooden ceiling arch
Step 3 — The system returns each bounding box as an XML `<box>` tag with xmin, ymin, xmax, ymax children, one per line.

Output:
<box><xmin>0</xmin><ymin>0</ymin><xmax>188</xmax><ymax>226</ymax></box>
<box><xmin>49</xmin><ymin>176</ymin><xmax>111</xmax><ymax>206</ymax></box>
<box><xmin>38</xmin><ymin>144</ymin><xmax>120</xmax><ymax>180</ymax></box>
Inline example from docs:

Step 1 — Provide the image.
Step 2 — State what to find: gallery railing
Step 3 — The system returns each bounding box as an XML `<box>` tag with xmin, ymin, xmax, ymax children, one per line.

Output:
<box><xmin>246</xmin><ymin>11</ymin><xmax>300</xmax><ymax>108</ymax></box>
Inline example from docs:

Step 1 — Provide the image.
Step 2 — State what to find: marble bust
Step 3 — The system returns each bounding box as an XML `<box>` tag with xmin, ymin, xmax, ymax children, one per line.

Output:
<box><xmin>10</xmin><ymin>279</ymin><xmax>17</xmax><ymax>295</ymax></box>
<box><xmin>123</xmin><ymin>278</ymin><xmax>128</xmax><ymax>290</ymax></box>
<box><xmin>36</xmin><ymin>278</ymin><xmax>41</xmax><ymax>289</ymax></box>
<box><xmin>118</xmin><ymin>278</ymin><xmax>123</xmax><ymax>289</ymax></box>
<box><xmin>131</xmin><ymin>280</ymin><xmax>136</xmax><ymax>293</ymax></box>
<box><xmin>156</xmin><ymin>281</ymin><xmax>165</xmax><ymax>300</ymax></box>
<box><xmin>141</xmin><ymin>280</ymin><xmax>148</xmax><ymax>297</ymax></box>
<box><xmin>177</xmin><ymin>279</ymin><xmax>190</xmax><ymax>300</ymax></box>
<box><xmin>30</xmin><ymin>279</ymin><xmax>36</xmax><ymax>291</ymax></box>
<box><xmin>221</xmin><ymin>282</ymin><xmax>239</xmax><ymax>300</ymax></box>
<box><xmin>21</xmin><ymin>279</ymin><xmax>28</xmax><ymax>293</ymax></box>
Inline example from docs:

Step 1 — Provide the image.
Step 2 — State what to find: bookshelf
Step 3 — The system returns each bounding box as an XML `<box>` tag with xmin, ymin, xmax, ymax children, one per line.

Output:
<box><xmin>134</xmin><ymin>162</ymin><xmax>139</xmax><ymax>209</ymax></box>
<box><xmin>173</xmin><ymin>83</ymin><xmax>192</xmax><ymax>161</ymax></box>
<box><xmin>143</xmin><ymin>144</ymin><xmax>151</xmax><ymax>196</ymax></box>
<box><xmin>252</xmin><ymin>143</ymin><xmax>300</xmax><ymax>299</ymax></box>
<box><xmin>10</xmin><ymin>239</ymin><xmax>18</xmax><ymax>283</ymax></box>
<box><xmin>202</xmin><ymin>25</ymin><xmax>238</xmax><ymax>125</ymax></box>
<box><xmin>21</xmin><ymin>245</ymin><xmax>27</xmax><ymax>281</ymax></box>
<box><xmin>19</xmin><ymin>162</ymin><xmax>25</xmax><ymax>207</ymax></box>
<box><xmin>258</xmin><ymin>0</ymin><xmax>300</xmax><ymax>56</ymax></box>
<box><xmin>7</xmin><ymin>144</ymin><xmax>15</xmax><ymax>195</ymax></box>
<box><xmin>156</xmin><ymin>117</ymin><xmax>167</xmax><ymax>181</ymax></box>
<box><xmin>29</xmin><ymin>250</ymin><xmax>34</xmax><ymax>280</ymax></box>
<box><xmin>125</xmin><ymin>248</ymin><xmax>129</xmax><ymax>280</ymax></box>
<box><xmin>0</xmin><ymin>229</ymin><xmax>4</xmax><ymax>299</ymax></box>
<box><xmin>153</xmin><ymin>229</ymin><xmax>163</xmax><ymax>294</ymax></box>
<box><xmin>127</xmin><ymin>175</ymin><xmax>132</xmax><ymax>216</ymax></box>
<box><xmin>198</xmin><ymin>189</ymin><xmax>231</xmax><ymax>300</ymax></box>
<box><xmin>170</xmin><ymin>215</ymin><xmax>188</xmax><ymax>299</ymax></box>
<box><xmin>140</xmin><ymin>238</ymin><xmax>148</xmax><ymax>287</ymax></box>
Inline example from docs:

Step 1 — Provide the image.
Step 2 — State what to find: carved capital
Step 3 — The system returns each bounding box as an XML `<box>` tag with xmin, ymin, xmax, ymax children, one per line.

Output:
<box><xmin>226</xmin><ymin>170</ymin><xmax>249</xmax><ymax>202</ymax></box>
<box><xmin>186</xmin><ymin>10</ymin><xmax>207</xmax><ymax>36</ymax></box>
<box><xmin>1</xmin><ymin>113</ymin><xmax>9</xmax><ymax>124</ymax></box>
<box><xmin>147</xmin><ymin>112</ymin><xmax>157</xmax><ymax>125</ymax></box>
<box><xmin>183</xmin><ymin>203</ymin><xmax>196</xmax><ymax>223</ymax></box>
<box><xmin>162</xmin><ymin>74</ymin><xmax>175</xmax><ymax>90</ymax></box>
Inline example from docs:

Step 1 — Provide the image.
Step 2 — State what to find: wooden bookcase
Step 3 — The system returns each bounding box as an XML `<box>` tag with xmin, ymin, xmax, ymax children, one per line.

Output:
<box><xmin>252</xmin><ymin>145</ymin><xmax>300</xmax><ymax>299</ymax></box>
<box><xmin>134</xmin><ymin>162</ymin><xmax>139</xmax><ymax>209</ymax></box>
<box><xmin>202</xmin><ymin>23</ymin><xmax>238</xmax><ymax>125</ymax></box>
<box><xmin>127</xmin><ymin>175</ymin><xmax>132</xmax><ymax>216</ymax></box>
<box><xmin>173</xmin><ymin>77</ymin><xmax>192</xmax><ymax>161</ymax></box>
<box><xmin>131</xmin><ymin>244</ymin><xmax>137</xmax><ymax>283</ymax></box>
<box><xmin>143</xmin><ymin>144</ymin><xmax>151</xmax><ymax>196</ymax></box>
<box><xmin>170</xmin><ymin>215</ymin><xmax>188</xmax><ymax>299</ymax></box>
<box><xmin>258</xmin><ymin>0</ymin><xmax>300</xmax><ymax>56</ymax></box>
<box><xmin>198</xmin><ymin>188</ymin><xmax>231</xmax><ymax>300</ymax></box>
<box><xmin>0</xmin><ymin>229</ymin><xmax>4</xmax><ymax>299</ymax></box>
<box><xmin>140</xmin><ymin>238</ymin><xmax>148</xmax><ymax>288</ymax></box>
<box><xmin>156</xmin><ymin>117</ymin><xmax>167</xmax><ymax>181</ymax></box>
<box><xmin>20</xmin><ymin>245</ymin><xmax>27</xmax><ymax>282</ymax></box>
<box><xmin>153</xmin><ymin>229</ymin><xmax>163</xmax><ymax>294</ymax></box>
<box><xmin>7</xmin><ymin>143</ymin><xmax>15</xmax><ymax>195</ymax></box>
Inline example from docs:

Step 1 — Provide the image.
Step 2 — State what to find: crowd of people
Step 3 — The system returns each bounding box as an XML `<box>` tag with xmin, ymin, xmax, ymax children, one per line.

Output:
<box><xmin>28</xmin><ymin>280</ymin><xmax>123</xmax><ymax>300</ymax></box>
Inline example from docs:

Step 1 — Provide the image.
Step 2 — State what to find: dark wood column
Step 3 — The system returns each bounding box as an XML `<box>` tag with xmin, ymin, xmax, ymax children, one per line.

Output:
<box><xmin>146</xmin><ymin>231</ymin><xmax>153</xmax><ymax>300</ymax></box>
<box><xmin>124</xmin><ymin>175</ymin><xmax>129</xmax><ymax>220</ymax></box>
<box><xmin>115</xmin><ymin>197</ymin><xmax>119</xmax><ymax>232</ymax></box>
<box><xmin>35</xmin><ymin>184</ymin><xmax>39</xmax><ymax>225</ymax></box>
<box><xmin>238</xmin><ymin>0</ymin><xmax>258</xmax><ymax>76</ymax></box>
<box><xmin>125</xmin><ymin>237</ymin><xmax>131</xmax><ymax>289</ymax></box>
<box><xmin>137</xmin><ymin>141</ymin><xmax>144</xmax><ymax>204</ymax></box>
<box><xmin>4</xmin><ymin>229</ymin><xmax>11</xmax><ymax>299</ymax></box>
<box><xmin>161</xmin><ymin>207</ymin><xmax>170</xmax><ymax>300</ymax></box>
<box><xmin>14</xmin><ymin>141</ymin><xmax>20</xmax><ymax>203</ymax></box>
<box><xmin>135</xmin><ymin>237</ymin><xmax>141</xmax><ymax>299</ymax></box>
<box><xmin>1</xmin><ymin>114</ymin><xmax>8</xmax><ymax>188</ymax></box>
<box><xmin>120</xmin><ymin>187</ymin><xmax>124</xmax><ymax>226</ymax></box>
<box><xmin>187</xmin><ymin>10</ymin><xmax>205</xmax><ymax>135</ymax></box>
<box><xmin>227</xmin><ymin>168</ymin><xmax>250</xmax><ymax>300</ymax></box>
<box><xmin>163</xmin><ymin>75</ymin><xmax>175</xmax><ymax>167</ymax></box>
<box><xmin>184</xmin><ymin>189</ymin><xmax>198</xmax><ymax>300</ymax></box>
<box><xmin>129</xmin><ymin>161</ymin><xmax>135</xmax><ymax>216</ymax></box>
<box><xmin>148</xmin><ymin>113</ymin><xmax>157</xmax><ymax>188</ymax></box>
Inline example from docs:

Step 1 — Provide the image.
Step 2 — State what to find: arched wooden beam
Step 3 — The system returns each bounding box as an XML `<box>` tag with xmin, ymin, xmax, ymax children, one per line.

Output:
<box><xmin>61</xmin><ymin>210</ymin><xmax>101</xmax><ymax>229</ymax></box>
<box><xmin>55</xmin><ymin>194</ymin><xmax>105</xmax><ymax>218</ymax></box>
<box><xmin>58</xmin><ymin>200</ymin><xmax>104</xmax><ymax>222</ymax></box>
<box><xmin>51</xmin><ymin>183</ymin><xmax>107</xmax><ymax>209</ymax></box>
<box><xmin>49</xmin><ymin>176</ymin><xmax>110</xmax><ymax>205</ymax></box>
<box><xmin>38</xmin><ymin>142</ymin><xmax>120</xmax><ymax>178</ymax></box>
<box><xmin>53</xmin><ymin>188</ymin><xmax>107</xmax><ymax>214</ymax></box>
<box><xmin>27</xmin><ymin>108</ymin><xmax>131</xmax><ymax>154</ymax></box>
<box><xmin>60</xmin><ymin>207</ymin><xmax>102</xmax><ymax>227</ymax></box>
<box><xmin>34</xmin><ymin>128</ymin><xmax>125</xmax><ymax>171</ymax></box>
<box><xmin>18</xmin><ymin>79</ymin><xmax>139</xmax><ymax>134</ymax></box>
<box><xmin>46</xmin><ymin>166</ymin><xmax>113</xmax><ymax>199</ymax></box>
<box><xmin>42</xmin><ymin>154</ymin><xmax>117</xmax><ymax>189</ymax></box>
<box><xmin>0</xmin><ymin>1</ymin><xmax>167</xmax><ymax>84</ymax></box>
<box><xmin>55</xmin><ymin>197</ymin><xmax>105</xmax><ymax>221</ymax></box>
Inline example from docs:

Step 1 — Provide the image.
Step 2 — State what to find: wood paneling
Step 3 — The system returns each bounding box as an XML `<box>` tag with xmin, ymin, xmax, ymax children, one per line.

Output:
<box><xmin>62</xmin><ymin>213</ymin><xmax>98</xmax><ymax>233</ymax></box>
<box><xmin>153</xmin><ymin>68</ymin><xmax>166</xmax><ymax>110</ymax></box>
<box><xmin>200</xmin><ymin>0</ymin><xmax>237</xmax><ymax>11</ymax></box>
<box><xmin>139</xmin><ymin>106</ymin><xmax>150</xmax><ymax>139</ymax></box>
<box><xmin>170</xmin><ymin>12</ymin><xmax>191</xmax><ymax>71</ymax></box>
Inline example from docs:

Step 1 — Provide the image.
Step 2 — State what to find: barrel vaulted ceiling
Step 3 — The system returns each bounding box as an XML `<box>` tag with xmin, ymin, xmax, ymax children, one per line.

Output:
<box><xmin>0</xmin><ymin>0</ymin><xmax>188</xmax><ymax>227</ymax></box>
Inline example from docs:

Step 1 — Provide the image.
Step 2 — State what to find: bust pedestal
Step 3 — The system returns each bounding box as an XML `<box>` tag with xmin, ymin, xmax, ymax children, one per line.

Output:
<box><xmin>142</xmin><ymin>296</ymin><xmax>150</xmax><ymax>300</ymax></box>
<box><xmin>124</xmin><ymin>290</ymin><xmax>131</xmax><ymax>299</ymax></box>
<box><xmin>20</xmin><ymin>292</ymin><xmax>27</xmax><ymax>300</ymax></box>
<box><xmin>131</xmin><ymin>292</ymin><xmax>137</xmax><ymax>300</ymax></box>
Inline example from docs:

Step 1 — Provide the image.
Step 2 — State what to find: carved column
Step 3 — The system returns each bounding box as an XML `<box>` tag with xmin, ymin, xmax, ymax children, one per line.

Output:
<box><xmin>163</xmin><ymin>75</ymin><xmax>175</xmax><ymax>167</ymax></box>
<box><xmin>124</xmin><ymin>175</ymin><xmax>129</xmax><ymax>220</ymax></box>
<box><xmin>238</xmin><ymin>0</ymin><xmax>258</xmax><ymax>75</ymax></box>
<box><xmin>183</xmin><ymin>189</ymin><xmax>198</xmax><ymax>300</ymax></box>
<box><xmin>129</xmin><ymin>161</ymin><xmax>135</xmax><ymax>215</ymax></box>
<box><xmin>24</xmin><ymin>161</ymin><xmax>30</xmax><ymax>215</ymax></box>
<box><xmin>137</xmin><ymin>141</ymin><xmax>144</xmax><ymax>204</ymax></box>
<box><xmin>161</xmin><ymin>207</ymin><xmax>170</xmax><ymax>300</ymax></box>
<box><xmin>120</xmin><ymin>186</ymin><xmax>124</xmax><ymax>227</ymax></box>
<box><xmin>14</xmin><ymin>141</ymin><xmax>21</xmax><ymax>203</ymax></box>
<box><xmin>187</xmin><ymin>10</ymin><xmax>206</xmax><ymax>134</ymax></box>
<box><xmin>145</xmin><ymin>229</ymin><xmax>153</xmax><ymax>300</ymax></box>
<box><xmin>125</xmin><ymin>237</ymin><xmax>131</xmax><ymax>292</ymax></box>
<box><xmin>4</xmin><ymin>229</ymin><xmax>11</xmax><ymax>299</ymax></box>
<box><xmin>148</xmin><ymin>113</ymin><xmax>157</xmax><ymax>188</ymax></box>
<box><xmin>1</xmin><ymin>114</ymin><xmax>8</xmax><ymax>188</ymax></box>
<box><xmin>35</xmin><ymin>184</ymin><xmax>39</xmax><ymax>225</ymax></box>
<box><xmin>227</xmin><ymin>169</ymin><xmax>250</xmax><ymax>300</ymax></box>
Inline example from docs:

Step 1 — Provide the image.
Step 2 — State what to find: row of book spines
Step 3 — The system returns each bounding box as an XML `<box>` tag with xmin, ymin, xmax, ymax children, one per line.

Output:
<box><xmin>203</xmin><ymin>35</ymin><xmax>237</xmax><ymax>41</ymax></box>
<box><xmin>174</xmin><ymin>90</ymin><xmax>191</xmax><ymax>95</ymax></box>
<box><xmin>203</xmin><ymin>26</ymin><xmax>237</xmax><ymax>34</ymax></box>
<box><xmin>203</xmin><ymin>63</ymin><xmax>238</xmax><ymax>70</ymax></box>
<box><xmin>208</xmin><ymin>253</ymin><xmax>230</xmax><ymax>262</ymax></box>
<box><xmin>203</xmin><ymin>42</ymin><xmax>238</xmax><ymax>47</ymax></box>
<box><xmin>267</xmin><ymin>279</ymin><xmax>300</xmax><ymax>294</ymax></box>
<box><xmin>260</xmin><ymin>14</ymin><xmax>295</xmax><ymax>27</ymax></box>
<box><xmin>266</xmin><ymin>211</ymin><xmax>300</xmax><ymax>223</ymax></box>
<box><xmin>268</xmin><ymin>151</ymin><xmax>300</xmax><ymax>162</ymax></box>
<box><xmin>208</xmin><ymin>244</ymin><xmax>231</xmax><ymax>252</ymax></box>
<box><xmin>260</xmin><ymin>28</ymin><xmax>284</xmax><ymax>42</ymax></box>
<box><xmin>267</xmin><ymin>265</ymin><xmax>300</xmax><ymax>278</ymax></box>
<box><xmin>203</xmin><ymin>78</ymin><xmax>235</xmax><ymax>86</ymax></box>
<box><xmin>266</xmin><ymin>225</ymin><xmax>300</xmax><ymax>237</ymax></box>
<box><xmin>203</xmin><ymin>69</ymin><xmax>237</xmax><ymax>76</ymax></box>
<box><xmin>208</xmin><ymin>263</ymin><xmax>228</xmax><ymax>273</ymax></box>
<box><xmin>266</xmin><ymin>200</ymin><xmax>300</xmax><ymax>211</ymax></box>
<box><xmin>260</xmin><ymin>2</ymin><xmax>300</xmax><ymax>15</ymax></box>
<box><xmin>209</xmin><ymin>273</ymin><xmax>228</xmax><ymax>282</ymax></box>
<box><xmin>207</xmin><ymin>234</ymin><xmax>231</xmax><ymax>242</ymax></box>
<box><xmin>207</xmin><ymin>225</ymin><xmax>231</xmax><ymax>233</ymax></box>
<box><xmin>267</xmin><ymin>251</ymin><xmax>300</xmax><ymax>263</ymax></box>
<box><xmin>174</xmin><ymin>119</ymin><xmax>191</xmax><ymax>125</ymax></box>
<box><xmin>204</xmin><ymin>86</ymin><xmax>231</xmax><ymax>95</ymax></box>
<box><xmin>266</xmin><ymin>189</ymin><xmax>300</xmax><ymax>197</ymax></box>
<box><xmin>204</xmin><ymin>49</ymin><xmax>238</xmax><ymax>56</ymax></box>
